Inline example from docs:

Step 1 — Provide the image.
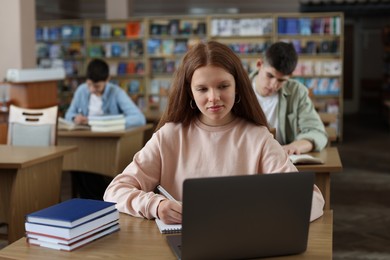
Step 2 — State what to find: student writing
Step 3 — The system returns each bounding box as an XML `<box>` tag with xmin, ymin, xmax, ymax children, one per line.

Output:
<box><xmin>103</xmin><ymin>41</ymin><xmax>325</xmax><ymax>223</ymax></box>
<box><xmin>65</xmin><ymin>58</ymin><xmax>146</xmax><ymax>128</ymax></box>
<box><xmin>64</xmin><ymin>58</ymin><xmax>146</xmax><ymax>200</ymax></box>
<box><xmin>250</xmin><ymin>42</ymin><xmax>328</xmax><ymax>155</ymax></box>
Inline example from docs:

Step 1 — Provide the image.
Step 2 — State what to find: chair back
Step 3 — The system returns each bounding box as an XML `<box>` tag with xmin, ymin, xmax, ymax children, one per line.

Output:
<box><xmin>7</xmin><ymin>105</ymin><xmax>58</xmax><ymax>146</ymax></box>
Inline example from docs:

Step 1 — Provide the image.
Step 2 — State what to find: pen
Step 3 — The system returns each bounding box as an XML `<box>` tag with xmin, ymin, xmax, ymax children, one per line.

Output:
<box><xmin>156</xmin><ymin>185</ymin><xmax>181</xmax><ymax>205</ymax></box>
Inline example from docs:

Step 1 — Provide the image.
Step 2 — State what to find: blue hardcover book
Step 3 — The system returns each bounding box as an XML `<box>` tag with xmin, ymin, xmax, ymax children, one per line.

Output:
<box><xmin>26</xmin><ymin>198</ymin><xmax>116</xmax><ymax>228</ymax></box>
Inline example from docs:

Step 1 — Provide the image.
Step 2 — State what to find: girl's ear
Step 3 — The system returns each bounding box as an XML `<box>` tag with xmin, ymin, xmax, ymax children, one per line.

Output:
<box><xmin>256</xmin><ymin>58</ymin><xmax>264</xmax><ymax>69</ymax></box>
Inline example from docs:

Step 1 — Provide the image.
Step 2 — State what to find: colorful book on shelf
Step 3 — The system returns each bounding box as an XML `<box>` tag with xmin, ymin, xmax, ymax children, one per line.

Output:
<box><xmin>126</xmin><ymin>21</ymin><xmax>142</xmax><ymax>37</ymax></box>
<box><xmin>26</xmin><ymin>198</ymin><xmax>117</xmax><ymax>228</ymax></box>
<box><xmin>155</xmin><ymin>218</ymin><xmax>182</xmax><ymax>234</ymax></box>
<box><xmin>90</xmin><ymin>25</ymin><xmax>101</xmax><ymax>38</ymax></box>
<box><xmin>27</xmin><ymin>222</ymin><xmax>120</xmax><ymax>251</ymax></box>
<box><xmin>112</xmin><ymin>27</ymin><xmax>125</xmax><ymax>38</ymax></box>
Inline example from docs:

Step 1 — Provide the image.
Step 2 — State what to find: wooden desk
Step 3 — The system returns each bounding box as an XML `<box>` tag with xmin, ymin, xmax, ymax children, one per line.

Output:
<box><xmin>58</xmin><ymin>124</ymin><xmax>153</xmax><ymax>178</ymax></box>
<box><xmin>0</xmin><ymin>211</ymin><xmax>333</xmax><ymax>259</ymax></box>
<box><xmin>296</xmin><ymin>147</ymin><xmax>342</xmax><ymax>210</ymax></box>
<box><xmin>0</xmin><ymin>145</ymin><xmax>77</xmax><ymax>243</ymax></box>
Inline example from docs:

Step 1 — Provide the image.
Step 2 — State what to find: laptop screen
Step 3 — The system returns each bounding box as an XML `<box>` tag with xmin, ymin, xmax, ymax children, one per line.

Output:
<box><xmin>167</xmin><ymin>172</ymin><xmax>314</xmax><ymax>260</ymax></box>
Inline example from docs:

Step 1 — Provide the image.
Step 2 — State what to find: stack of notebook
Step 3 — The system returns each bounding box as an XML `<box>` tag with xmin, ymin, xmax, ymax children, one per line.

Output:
<box><xmin>25</xmin><ymin>198</ymin><xmax>120</xmax><ymax>251</ymax></box>
<box><xmin>88</xmin><ymin>114</ymin><xmax>126</xmax><ymax>132</ymax></box>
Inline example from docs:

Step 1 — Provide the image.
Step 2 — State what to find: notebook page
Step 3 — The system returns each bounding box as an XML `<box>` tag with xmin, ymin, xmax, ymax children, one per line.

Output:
<box><xmin>155</xmin><ymin>218</ymin><xmax>182</xmax><ymax>234</ymax></box>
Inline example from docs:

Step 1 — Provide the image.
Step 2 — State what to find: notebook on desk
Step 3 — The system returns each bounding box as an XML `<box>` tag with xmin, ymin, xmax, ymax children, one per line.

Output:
<box><xmin>166</xmin><ymin>172</ymin><xmax>315</xmax><ymax>260</ymax></box>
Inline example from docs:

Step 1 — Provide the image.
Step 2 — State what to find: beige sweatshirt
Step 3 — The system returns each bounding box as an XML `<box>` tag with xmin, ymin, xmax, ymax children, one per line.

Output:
<box><xmin>103</xmin><ymin>117</ymin><xmax>324</xmax><ymax>221</ymax></box>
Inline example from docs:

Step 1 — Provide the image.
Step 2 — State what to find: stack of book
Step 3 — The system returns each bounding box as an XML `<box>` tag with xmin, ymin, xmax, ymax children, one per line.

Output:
<box><xmin>25</xmin><ymin>198</ymin><xmax>120</xmax><ymax>251</ymax></box>
<box><xmin>88</xmin><ymin>114</ymin><xmax>126</xmax><ymax>132</ymax></box>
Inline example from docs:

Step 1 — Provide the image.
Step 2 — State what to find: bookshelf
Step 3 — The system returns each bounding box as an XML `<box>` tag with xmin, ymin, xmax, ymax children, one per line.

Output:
<box><xmin>85</xmin><ymin>18</ymin><xmax>148</xmax><ymax>109</ymax></box>
<box><xmin>36</xmin><ymin>20</ymin><xmax>87</xmax><ymax>116</ymax></box>
<box><xmin>35</xmin><ymin>12</ymin><xmax>344</xmax><ymax>140</ymax></box>
<box><xmin>275</xmin><ymin>13</ymin><xmax>344</xmax><ymax>141</ymax></box>
<box><xmin>208</xmin><ymin>14</ymin><xmax>275</xmax><ymax>75</ymax></box>
<box><xmin>207</xmin><ymin>12</ymin><xmax>343</xmax><ymax>140</ymax></box>
<box><xmin>146</xmin><ymin>15</ymin><xmax>207</xmax><ymax>111</ymax></box>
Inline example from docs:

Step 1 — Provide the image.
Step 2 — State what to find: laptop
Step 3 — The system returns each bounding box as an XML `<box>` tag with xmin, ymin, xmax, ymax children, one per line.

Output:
<box><xmin>166</xmin><ymin>172</ymin><xmax>314</xmax><ymax>260</ymax></box>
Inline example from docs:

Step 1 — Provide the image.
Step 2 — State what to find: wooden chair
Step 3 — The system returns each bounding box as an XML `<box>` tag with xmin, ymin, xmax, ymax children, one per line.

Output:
<box><xmin>7</xmin><ymin>105</ymin><xmax>58</xmax><ymax>146</ymax></box>
<box><xmin>1</xmin><ymin>105</ymin><xmax>59</xmax><ymax>241</ymax></box>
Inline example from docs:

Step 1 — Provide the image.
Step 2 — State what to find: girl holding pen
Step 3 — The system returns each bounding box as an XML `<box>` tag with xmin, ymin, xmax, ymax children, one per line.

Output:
<box><xmin>103</xmin><ymin>41</ymin><xmax>325</xmax><ymax>224</ymax></box>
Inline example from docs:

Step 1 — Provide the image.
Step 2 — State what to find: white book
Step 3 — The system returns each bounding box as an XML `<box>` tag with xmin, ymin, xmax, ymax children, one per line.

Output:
<box><xmin>26</xmin><ymin>221</ymin><xmax>119</xmax><ymax>245</ymax></box>
<box><xmin>155</xmin><ymin>218</ymin><xmax>181</xmax><ymax>234</ymax></box>
<box><xmin>289</xmin><ymin>154</ymin><xmax>324</xmax><ymax>165</ymax></box>
<box><xmin>91</xmin><ymin>124</ymin><xmax>126</xmax><ymax>132</ymax></box>
<box><xmin>25</xmin><ymin>210</ymin><xmax>119</xmax><ymax>240</ymax></box>
<box><xmin>27</xmin><ymin>224</ymin><xmax>120</xmax><ymax>251</ymax></box>
<box><xmin>88</xmin><ymin>114</ymin><xmax>124</xmax><ymax>121</ymax></box>
<box><xmin>88</xmin><ymin>117</ymin><xmax>126</xmax><ymax>126</ymax></box>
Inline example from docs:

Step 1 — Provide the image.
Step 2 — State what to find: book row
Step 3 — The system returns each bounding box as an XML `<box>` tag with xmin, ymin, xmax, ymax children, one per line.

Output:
<box><xmin>36</xmin><ymin>42</ymin><xmax>85</xmax><ymax>59</ymax></box>
<box><xmin>210</xmin><ymin>18</ymin><xmax>273</xmax><ymax>37</ymax></box>
<box><xmin>150</xmin><ymin>19</ymin><xmax>206</xmax><ymax>36</ymax></box>
<box><xmin>36</xmin><ymin>25</ymin><xmax>85</xmax><ymax>41</ymax></box>
<box><xmin>147</xmin><ymin>38</ymin><xmax>202</xmax><ymax>56</ymax></box>
<box><xmin>108</xmin><ymin>61</ymin><xmax>145</xmax><ymax>76</ymax></box>
<box><xmin>151</xmin><ymin>58</ymin><xmax>180</xmax><ymax>74</ymax></box>
<box><xmin>38</xmin><ymin>58</ymin><xmax>84</xmax><ymax>77</ymax></box>
<box><xmin>293</xmin><ymin>60</ymin><xmax>342</xmax><ymax>76</ymax></box>
<box><xmin>226</xmin><ymin>41</ymin><xmax>272</xmax><ymax>55</ymax></box>
<box><xmin>90</xmin><ymin>21</ymin><xmax>144</xmax><ymax>39</ymax></box>
<box><xmin>295</xmin><ymin>77</ymin><xmax>341</xmax><ymax>96</ymax></box>
<box><xmin>110</xmin><ymin>78</ymin><xmax>145</xmax><ymax>95</ymax></box>
<box><xmin>88</xmin><ymin>40</ymin><xmax>143</xmax><ymax>58</ymax></box>
<box><xmin>287</xmin><ymin>39</ymin><xmax>340</xmax><ymax>55</ymax></box>
<box><xmin>277</xmin><ymin>16</ymin><xmax>341</xmax><ymax>35</ymax></box>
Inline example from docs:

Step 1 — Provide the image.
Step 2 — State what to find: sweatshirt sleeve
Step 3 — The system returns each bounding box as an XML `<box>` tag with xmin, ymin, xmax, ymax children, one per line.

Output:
<box><xmin>310</xmin><ymin>185</ymin><xmax>325</xmax><ymax>221</ymax></box>
<box><xmin>65</xmin><ymin>85</ymin><xmax>86</xmax><ymax>122</ymax></box>
<box><xmin>295</xmin><ymin>86</ymin><xmax>328</xmax><ymax>151</ymax></box>
<box><xmin>103</xmin><ymin>133</ymin><xmax>164</xmax><ymax>219</ymax></box>
<box><xmin>260</xmin><ymin>134</ymin><xmax>324</xmax><ymax>222</ymax></box>
<box><xmin>115</xmin><ymin>87</ymin><xmax>146</xmax><ymax>127</ymax></box>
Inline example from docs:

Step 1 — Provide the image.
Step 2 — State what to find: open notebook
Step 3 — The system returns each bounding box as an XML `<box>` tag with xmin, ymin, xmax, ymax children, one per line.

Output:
<box><xmin>289</xmin><ymin>154</ymin><xmax>324</xmax><ymax>164</ymax></box>
<box><xmin>155</xmin><ymin>218</ymin><xmax>181</xmax><ymax>234</ymax></box>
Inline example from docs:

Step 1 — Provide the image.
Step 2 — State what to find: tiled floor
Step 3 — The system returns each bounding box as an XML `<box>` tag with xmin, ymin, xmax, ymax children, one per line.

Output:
<box><xmin>1</xmin><ymin>112</ymin><xmax>390</xmax><ymax>259</ymax></box>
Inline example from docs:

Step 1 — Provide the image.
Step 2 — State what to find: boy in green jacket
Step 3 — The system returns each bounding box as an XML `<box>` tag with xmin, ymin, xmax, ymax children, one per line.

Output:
<box><xmin>250</xmin><ymin>42</ymin><xmax>328</xmax><ymax>154</ymax></box>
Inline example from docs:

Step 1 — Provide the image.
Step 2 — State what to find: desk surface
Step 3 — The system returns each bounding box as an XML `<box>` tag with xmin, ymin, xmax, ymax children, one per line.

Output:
<box><xmin>58</xmin><ymin>124</ymin><xmax>153</xmax><ymax>177</ymax></box>
<box><xmin>296</xmin><ymin>147</ymin><xmax>342</xmax><ymax>173</ymax></box>
<box><xmin>0</xmin><ymin>211</ymin><xmax>333</xmax><ymax>259</ymax></box>
<box><xmin>0</xmin><ymin>145</ymin><xmax>77</xmax><ymax>169</ymax></box>
<box><xmin>296</xmin><ymin>147</ymin><xmax>342</xmax><ymax>210</ymax></box>
<box><xmin>0</xmin><ymin>145</ymin><xmax>77</xmax><ymax>243</ymax></box>
<box><xmin>58</xmin><ymin>124</ymin><xmax>153</xmax><ymax>137</ymax></box>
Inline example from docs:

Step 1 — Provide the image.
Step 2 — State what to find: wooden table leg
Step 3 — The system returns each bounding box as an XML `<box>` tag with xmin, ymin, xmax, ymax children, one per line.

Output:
<box><xmin>315</xmin><ymin>172</ymin><xmax>331</xmax><ymax>210</ymax></box>
<box><xmin>1</xmin><ymin>157</ymin><xmax>63</xmax><ymax>243</ymax></box>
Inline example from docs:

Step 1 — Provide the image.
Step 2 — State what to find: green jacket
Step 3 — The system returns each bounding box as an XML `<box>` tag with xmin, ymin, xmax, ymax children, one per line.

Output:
<box><xmin>250</xmin><ymin>71</ymin><xmax>328</xmax><ymax>151</ymax></box>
